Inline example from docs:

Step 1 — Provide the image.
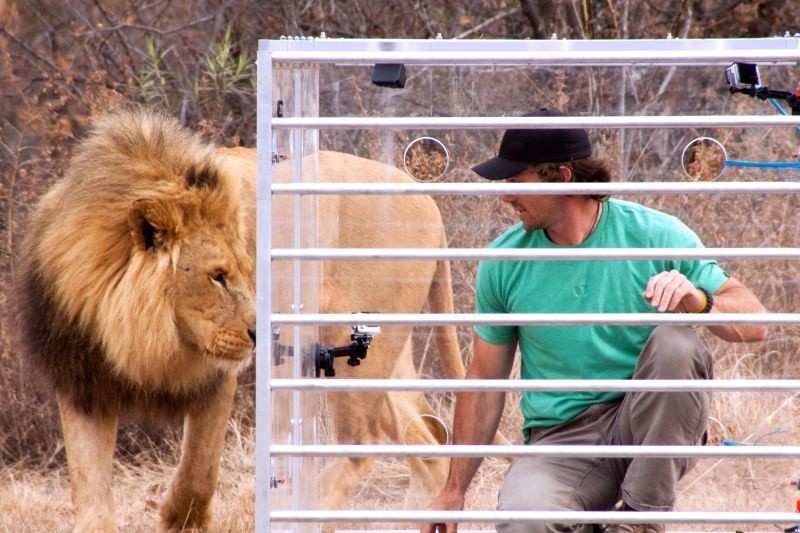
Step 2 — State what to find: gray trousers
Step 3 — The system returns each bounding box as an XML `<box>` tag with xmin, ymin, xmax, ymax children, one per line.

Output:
<box><xmin>496</xmin><ymin>326</ymin><xmax>712</xmax><ymax>533</ymax></box>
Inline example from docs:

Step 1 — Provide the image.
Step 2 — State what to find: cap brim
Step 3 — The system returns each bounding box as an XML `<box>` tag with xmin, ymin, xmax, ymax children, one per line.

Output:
<box><xmin>471</xmin><ymin>157</ymin><xmax>529</xmax><ymax>180</ymax></box>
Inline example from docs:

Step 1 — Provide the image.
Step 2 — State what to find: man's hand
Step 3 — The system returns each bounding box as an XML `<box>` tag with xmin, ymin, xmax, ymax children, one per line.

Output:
<box><xmin>420</xmin><ymin>519</ymin><xmax>456</xmax><ymax>532</ymax></box>
<box><xmin>643</xmin><ymin>269</ymin><xmax>704</xmax><ymax>313</ymax></box>
<box><xmin>419</xmin><ymin>492</ymin><xmax>464</xmax><ymax>533</ymax></box>
<box><xmin>644</xmin><ymin>272</ymin><xmax>768</xmax><ymax>342</ymax></box>
<box><xmin>420</xmin><ymin>334</ymin><xmax>516</xmax><ymax>533</ymax></box>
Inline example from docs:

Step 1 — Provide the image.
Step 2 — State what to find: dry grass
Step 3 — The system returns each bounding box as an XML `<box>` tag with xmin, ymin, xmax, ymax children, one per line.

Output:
<box><xmin>6</xmin><ymin>365</ymin><xmax>795</xmax><ymax>533</ymax></box>
<box><xmin>674</xmin><ymin>337</ymin><xmax>800</xmax><ymax>532</ymax></box>
<box><xmin>0</xmin><ymin>420</ymin><xmax>256</xmax><ymax>533</ymax></box>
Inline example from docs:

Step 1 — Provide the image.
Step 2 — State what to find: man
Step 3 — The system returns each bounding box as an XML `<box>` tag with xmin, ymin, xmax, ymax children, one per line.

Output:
<box><xmin>421</xmin><ymin>109</ymin><xmax>767</xmax><ymax>533</ymax></box>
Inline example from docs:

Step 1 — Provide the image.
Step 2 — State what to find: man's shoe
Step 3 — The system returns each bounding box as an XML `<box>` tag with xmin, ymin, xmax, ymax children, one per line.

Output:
<box><xmin>601</xmin><ymin>502</ymin><xmax>665</xmax><ymax>533</ymax></box>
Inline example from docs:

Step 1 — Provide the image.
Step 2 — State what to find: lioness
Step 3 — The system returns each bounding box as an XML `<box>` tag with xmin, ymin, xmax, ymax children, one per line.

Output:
<box><xmin>15</xmin><ymin>107</ymin><xmax>465</xmax><ymax>530</ymax></box>
<box><xmin>218</xmin><ymin>146</ymin><xmax>466</xmax><ymax>509</ymax></box>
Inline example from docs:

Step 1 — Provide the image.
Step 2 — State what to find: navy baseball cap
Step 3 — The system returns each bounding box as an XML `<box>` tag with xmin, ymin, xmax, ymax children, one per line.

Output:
<box><xmin>471</xmin><ymin>109</ymin><xmax>593</xmax><ymax>180</ymax></box>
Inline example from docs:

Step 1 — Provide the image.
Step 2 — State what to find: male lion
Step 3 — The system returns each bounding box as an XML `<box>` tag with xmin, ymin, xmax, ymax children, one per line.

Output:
<box><xmin>15</xmin><ymin>107</ymin><xmax>467</xmax><ymax>530</ymax></box>
<box><xmin>15</xmin><ymin>108</ymin><xmax>257</xmax><ymax>531</ymax></box>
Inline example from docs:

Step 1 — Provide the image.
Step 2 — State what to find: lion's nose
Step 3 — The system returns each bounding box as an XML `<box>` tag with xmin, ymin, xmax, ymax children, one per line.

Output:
<box><xmin>248</xmin><ymin>329</ymin><xmax>256</xmax><ymax>347</ymax></box>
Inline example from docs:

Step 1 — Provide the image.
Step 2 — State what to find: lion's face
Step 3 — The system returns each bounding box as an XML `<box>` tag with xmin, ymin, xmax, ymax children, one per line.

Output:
<box><xmin>90</xmin><ymin>168</ymin><xmax>258</xmax><ymax>390</ymax></box>
<box><xmin>171</xmin><ymin>225</ymin><xmax>255</xmax><ymax>369</ymax></box>
<box><xmin>18</xmin><ymin>108</ymin><xmax>259</xmax><ymax>402</ymax></box>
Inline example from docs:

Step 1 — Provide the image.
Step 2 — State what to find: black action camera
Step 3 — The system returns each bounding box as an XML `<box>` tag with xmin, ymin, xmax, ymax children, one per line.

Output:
<box><xmin>725</xmin><ymin>61</ymin><xmax>800</xmax><ymax>115</ymax></box>
<box><xmin>372</xmin><ymin>63</ymin><xmax>406</xmax><ymax>88</ymax></box>
<box><xmin>725</xmin><ymin>62</ymin><xmax>761</xmax><ymax>90</ymax></box>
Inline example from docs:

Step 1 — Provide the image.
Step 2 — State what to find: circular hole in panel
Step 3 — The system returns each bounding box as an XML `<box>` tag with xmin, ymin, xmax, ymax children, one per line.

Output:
<box><xmin>403</xmin><ymin>136</ymin><xmax>450</xmax><ymax>182</ymax></box>
<box><xmin>403</xmin><ymin>413</ymin><xmax>450</xmax><ymax>446</ymax></box>
<box><xmin>681</xmin><ymin>136</ymin><xmax>727</xmax><ymax>181</ymax></box>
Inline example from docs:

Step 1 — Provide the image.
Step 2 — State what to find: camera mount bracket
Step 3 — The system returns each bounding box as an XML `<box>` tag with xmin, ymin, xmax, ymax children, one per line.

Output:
<box><xmin>271</xmin><ymin>318</ymin><xmax>381</xmax><ymax>377</ymax></box>
<box><xmin>727</xmin><ymin>62</ymin><xmax>800</xmax><ymax>115</ymax></box>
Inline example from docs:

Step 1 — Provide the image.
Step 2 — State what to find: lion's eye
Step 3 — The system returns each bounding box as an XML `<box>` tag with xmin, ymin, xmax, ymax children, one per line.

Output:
<box><xmin>211</xmin><ymin>271</ymin><xmax>227</xmax><ymax>288</ymax></box>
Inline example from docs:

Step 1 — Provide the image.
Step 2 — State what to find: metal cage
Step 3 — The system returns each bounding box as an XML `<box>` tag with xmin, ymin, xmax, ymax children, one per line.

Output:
<box><xmin>256</xmin><ymin>35</ymin><xmax>800</xmax><ymax>533</ymax></box>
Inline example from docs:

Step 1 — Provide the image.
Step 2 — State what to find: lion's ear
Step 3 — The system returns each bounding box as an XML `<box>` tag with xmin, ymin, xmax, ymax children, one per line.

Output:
<box><xmin>127</xmin><ymin>198</ymin><xmax>183</xmax><ymax>253</ymax></box>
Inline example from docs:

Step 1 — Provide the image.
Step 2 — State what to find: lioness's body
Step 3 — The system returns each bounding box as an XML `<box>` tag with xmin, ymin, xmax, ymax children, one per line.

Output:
<box><xmin>15</xmin><ymin>108</ymin><xmax>464</xmax><ymax>530</ymax></box>
<box><xmin>221</xmin><ymin>147</ymin><xmax>465</xmax><ymax>507</ymax></box>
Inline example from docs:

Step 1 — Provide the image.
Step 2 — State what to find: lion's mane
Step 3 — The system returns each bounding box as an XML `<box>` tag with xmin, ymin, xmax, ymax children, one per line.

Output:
<box><xmin>14</xmin><ymin>107</ymin><xmax>251</xmax><ymax>420</ymax></box>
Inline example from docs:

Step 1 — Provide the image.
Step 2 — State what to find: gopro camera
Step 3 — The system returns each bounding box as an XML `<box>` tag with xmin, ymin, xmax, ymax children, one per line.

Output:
<box><xmin>351</xmin><ymin>311</ymin><xmax>380</xmax><ymax>338</ymax></box>
<box><xmin>353</xmin><ymin>324</ymin><xmax>381</xmax><ymax>336</ymax></box>
<box><xmin>726</xmin><ymin>62</ymin><xmax>761</xmax><ymax>90</ymax></box>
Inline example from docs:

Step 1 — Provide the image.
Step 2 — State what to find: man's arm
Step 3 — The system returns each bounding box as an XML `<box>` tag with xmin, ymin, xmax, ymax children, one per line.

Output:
<box><xmin>420</xmin><ymin>333</ymin><xmax>517</xmax><ymax>533</ymax></box>
<box><xmin>644</xmin><ymin>271</ymin><xmax>768</xmax><ymax>342</ymax></box>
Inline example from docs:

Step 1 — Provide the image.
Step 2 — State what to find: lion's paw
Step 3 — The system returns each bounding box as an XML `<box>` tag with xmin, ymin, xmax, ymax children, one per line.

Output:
<box><xmin>74</xmin><ymin>515</ymin><xmax>119</xmax><ymax>533</ymax></box>
<box><xmin>159</xmin><ymin>501</ymin><xmax>211</xmax><ymax>532</ymax></box>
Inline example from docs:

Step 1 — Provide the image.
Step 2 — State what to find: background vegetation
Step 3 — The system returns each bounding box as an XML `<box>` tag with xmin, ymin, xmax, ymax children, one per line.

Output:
<box><xmin>3</xmin><ymin>0</ymin><xmax>800</xmax><ymax>531</ymax></box>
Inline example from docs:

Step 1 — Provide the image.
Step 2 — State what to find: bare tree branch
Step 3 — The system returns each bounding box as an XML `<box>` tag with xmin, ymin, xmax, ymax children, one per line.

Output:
<box><xmin>454</xmin><ymin>8</ymin><xmax>522</xmax><ymax>39</ymax></box>
<box><xmin>0</xmin><ymin>27</ymin><xmax>60</xmax><ymax>72</ymax></box>
<box><xmin>77</xmin><ymin>13</ymin><xmax>218</xmax><ymax>38</ymax></box>
<box><xmin>568</xmin><ymin>0</ymin><xmax>587</xmax><ymax>39</ymax></box>
<box><xmin>519</xmin><ymin>0</ymin><xmax>547</xmax><ymax>39</ymax></box>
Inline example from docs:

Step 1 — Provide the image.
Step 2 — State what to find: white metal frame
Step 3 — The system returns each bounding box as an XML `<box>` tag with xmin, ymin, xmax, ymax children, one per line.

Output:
<box><xmin>256</xmin><ymin>36</ymin><xmax>800</xmax><ymax>532</ymax></box>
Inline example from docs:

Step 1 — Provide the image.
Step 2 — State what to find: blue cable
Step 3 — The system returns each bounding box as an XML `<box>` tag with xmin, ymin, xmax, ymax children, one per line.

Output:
<box><xmin>769</xmin><ymin>97</ymin><xmax>800</xmax><ymax>133</ymax></box>
<box><xmin>725</xmin><ymin>160</ymin><xmax>800</xmax><ymax>169</ymax></box>
<box><xmin>722</xmin><ymin>428</ymin><xmax>788</xmax><ymax>446</ymax></box>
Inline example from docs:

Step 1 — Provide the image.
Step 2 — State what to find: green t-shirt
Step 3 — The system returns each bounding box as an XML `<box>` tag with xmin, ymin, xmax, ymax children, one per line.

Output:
<box><xmin>474</xmin><ymin>198</ymin><xmax>729</xmax><ymax>430</ymax></box>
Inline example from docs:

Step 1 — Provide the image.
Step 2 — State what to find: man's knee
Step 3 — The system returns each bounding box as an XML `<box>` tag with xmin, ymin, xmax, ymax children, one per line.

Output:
<box><xmin>498</xmin><ymin>459</ymin><xmax>570</xmax><ymax>512</ymax></box>
<box><xmin>636</xmin><ymin>326</ymin><xmax>711</xmax><ymax>380</ymax></box>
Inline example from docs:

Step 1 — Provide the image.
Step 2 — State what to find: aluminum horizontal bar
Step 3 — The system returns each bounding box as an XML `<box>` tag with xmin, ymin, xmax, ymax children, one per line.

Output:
<box><xmin>271</xmin><ymin>115</ymin><xmax>800</xmax><ymax>130</ymax></box>
<box><xmin>262</xmin><ymin>36</ymin><xmax>800</xmax><ymax>51</ymax></box>
<box><xmin>270</xmin><ymin>509</ymin><xmax>800</xmax><ymax>524</ymax></box>
<box><xmin>270</xmin><ymin>247</ymin><xmax>800</xmax><ymax>261</ymax></box>
<box><xmin>269</xmin><ymin>312</ymin><xmax>794</xmax><ymax>326</ymax></box>
<box><xmin>269</xmin><ymin>378</ymin><xmax>800</xmax><ymax>393</ymax></box>
<box><xmin>266</xmin><ymin>49</ymin><xmax>800</xmax><ymax>67</ymax></box>
<box><xmin>270</xmin><ymin>181</ymin><xmax>800</xmax><ymax>196</ymax></box>
<box><xmin>269</xmin><ymin>444</ymin><xmax>800</xmax><ymax>459</ymax></box>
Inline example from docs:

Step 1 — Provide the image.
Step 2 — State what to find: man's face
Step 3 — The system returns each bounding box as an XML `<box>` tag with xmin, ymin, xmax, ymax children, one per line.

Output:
<box><xmin>501</xmin><ymin>168</ymin><xmax>563</xmax><ymax>232</ymax></box>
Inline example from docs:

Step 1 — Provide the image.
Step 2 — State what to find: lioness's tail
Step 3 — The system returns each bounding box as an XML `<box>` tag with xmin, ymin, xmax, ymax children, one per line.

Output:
<box><xmin>428</xmin><ymin>233</ymin><xmax>510</xmax><ymax>447</ymax></box>
<box><xmin>427</xmin><ymin>235</ymin><xmax>465</xmax><ymax>380</ymax></box>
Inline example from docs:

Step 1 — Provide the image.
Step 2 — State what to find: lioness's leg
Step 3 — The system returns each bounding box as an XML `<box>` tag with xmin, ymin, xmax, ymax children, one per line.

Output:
<box><xmin>159</xmin><ymin>374</ymin><xmax>237</xmax><ymax>531</ymax></box>
<box><xmin>382</xmin><ymin>391</ymin><xmax>450</xmax><ymax>507</ymax></box>
<box><xmin>318</xmin><ymin>326</ymin><xmax>390</xmax><ymax>509</ymax></box>
<box><xmin>57</xmin><ymin>392</ymin><xmax>120</xmax><ymax>533</ymax></box>
<box><xmin>320</xmin><ymin>391</ymin><xmax>382</xmax><ymax>509</ymax></box>
<box><xmin>321</xmin><ymin>374</ymin><xmax>386</xmax><ymax>509</ymax></box>
<box><xmin>382</xmin><ymin>338</ymin><xmax>450</xmax><ymax>505</ymax></box>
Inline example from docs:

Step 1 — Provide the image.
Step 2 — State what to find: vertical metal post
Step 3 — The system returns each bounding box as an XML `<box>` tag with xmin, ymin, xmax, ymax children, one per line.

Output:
<box><xmin>255</xmin><ymin>49</ymin><xmax>274</xmax><ymax>533</ymax></box>
<box><xmin>290</xmin><ymin>65</ymin><xmax>304</xmax><ymax>533</ymax></box>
